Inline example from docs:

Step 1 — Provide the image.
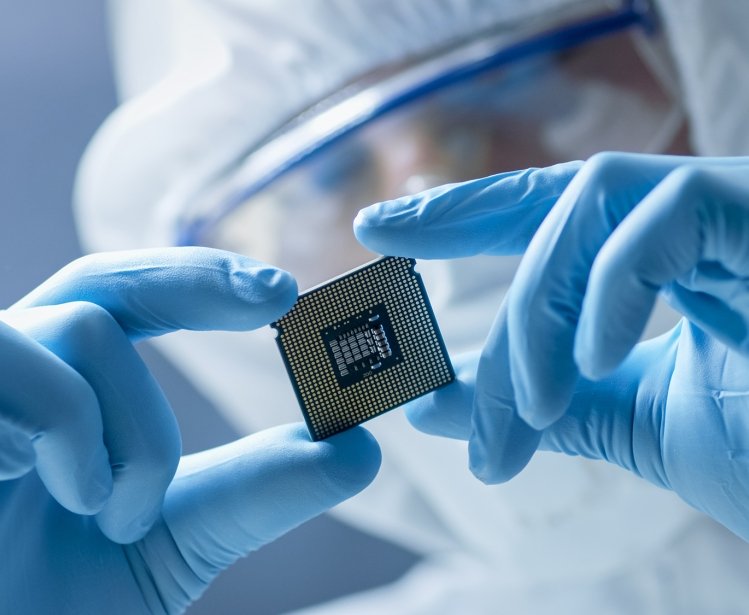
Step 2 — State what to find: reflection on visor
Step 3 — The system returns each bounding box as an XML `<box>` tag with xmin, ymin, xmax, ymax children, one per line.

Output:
<box><xmin>179</xmin><ymin>1</ymin><xmax>687</xmax><ymax>289</ymax></box>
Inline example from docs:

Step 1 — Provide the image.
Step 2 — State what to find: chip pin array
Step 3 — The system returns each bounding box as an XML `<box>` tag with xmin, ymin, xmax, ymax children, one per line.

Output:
<box><xmin>272</xmin><ymin>256</ymin><xmax>454</xmax><ymax>440</ymax></box>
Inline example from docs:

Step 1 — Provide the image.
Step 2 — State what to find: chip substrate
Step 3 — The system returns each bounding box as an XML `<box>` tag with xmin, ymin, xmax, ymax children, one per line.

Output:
<box><xmin>271</xmin><ymin>256</ymin><xmax>454</xmax><ymax>440</ymax></box>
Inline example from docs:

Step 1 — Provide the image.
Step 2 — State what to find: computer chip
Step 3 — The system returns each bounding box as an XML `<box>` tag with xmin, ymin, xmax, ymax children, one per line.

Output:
<box><xmin>271</xmin><ymin>256</ymin><xmax>454</xmax><ymax>440</ymax></box>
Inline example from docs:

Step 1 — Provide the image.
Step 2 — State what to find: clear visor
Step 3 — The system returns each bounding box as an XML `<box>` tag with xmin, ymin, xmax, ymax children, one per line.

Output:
<box><xmin>180</xmin><ymin>3</ymin><xmax>687</xmax><ymax>289</ymax></box>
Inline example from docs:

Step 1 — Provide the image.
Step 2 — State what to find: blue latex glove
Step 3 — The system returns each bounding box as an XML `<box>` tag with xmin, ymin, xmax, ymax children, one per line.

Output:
<box><xmin>355</xmin><ymin>152</ymin><xmax>749</xmax><ymax>541</ymax></box>
<box><xmin>0</xmin><ymin>248</ymin><xmax>380</xmax><ymax>614</ymax></box>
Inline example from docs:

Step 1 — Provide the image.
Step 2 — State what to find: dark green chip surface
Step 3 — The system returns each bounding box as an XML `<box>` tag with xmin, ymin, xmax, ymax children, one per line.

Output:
<box><xmin>271</xmin><ymin>256</ymin><xmax>454</xmax><ymax>440</ymax></box>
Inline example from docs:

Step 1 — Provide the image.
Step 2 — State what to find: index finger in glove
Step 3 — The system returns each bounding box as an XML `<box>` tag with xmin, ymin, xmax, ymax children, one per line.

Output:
<box><xmin>12</xmin><ymin>247</ymin><xmax>298</xmax><ymax>341</ymax></box>
<box><xmin>354</xmin><ymin>162</ymin><xmax>582</xmax><ymax>259</ymax></box>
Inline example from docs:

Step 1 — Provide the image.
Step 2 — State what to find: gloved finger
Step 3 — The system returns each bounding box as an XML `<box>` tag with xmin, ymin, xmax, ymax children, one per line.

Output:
<box><xmin>666</xmin><ymin>272</ymin><xmax>749</xmax><ymax>351</ymax></box>
<box><xmin>0</xmin><ymin>320</ymin><xmax>112</xmax><ymax>514</ymax></box>
<box><xmin>471</xmin><ymin>301</ymin><xmax>541</xmax><ymax>484</ymax></box>
<box><xmin>505</xmin><ymin>153</ymin><xmax>686</xmax><ymax>429</ymax></box>
<box><xmin>353</xmin><ymin>162</ymin><xmax>582</xmax><ymax>259</ymax></box>
<box><xmin>401</xmin><ymin>314</ymin><xmax>543</xmax><ymax>483</ymax></box>
<box><xmin>575</xmin><ymin>164</ymin><xmax>749</xmax><ymax>380</ymax></box>
<box><xmin>0</xmin><ymin>422</ymin><xmax>36</xmax><ymax>479</ymax></box>
<box><xmin>665</xmin><ymin>184</ymin><xmax>749</xmax><ymax>350</ymax></box>
<box><xmin>12</xmin><ymin>247</ymin><xmax>297</xmax><ymax>341</ymax></box>
<box><xmin>141</xmin><ymin>424</ymin><xmax>381</xmax><ymax>612</ymax></box>
<box><xmin>404</xmin><ymin>337</ymin><xmax>542</xmax><ymax>484</ymax></box>
<box><xmin>539</xmin><ymin>329</ymin><xmax>680</xmax><ymax>491</ymax></box>
<box><xmin>510</xmin><ymin>154</ymin><xmax>749</xmax><ymax>428</ymax></box>
<box><xmin>404</xmin><ymin>351</ymin><xmax>478</xmax><ymax>440</ymax></box>
<box><xmin>3</xmin><ymin>303</ymin><xmax>181</xmax><ymax>544</ymax></box>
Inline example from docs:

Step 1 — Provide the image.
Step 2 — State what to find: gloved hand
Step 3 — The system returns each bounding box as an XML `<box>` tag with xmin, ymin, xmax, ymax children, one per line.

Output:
<box><xmin>0</xmin><ymin>248</ymin><xmax>380</xmax><ymax>614</ymax></box>
<box><xmin>355</xmin><ymin>152</ymin><xmax>749</xmax><ymax>541</ymax></box>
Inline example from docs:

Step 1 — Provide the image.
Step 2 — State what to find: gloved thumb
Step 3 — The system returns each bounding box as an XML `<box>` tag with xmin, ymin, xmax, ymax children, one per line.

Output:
<box><xmin>137</xmin><ymin>424</ymin><xmax>381</xmax><ymax>612</ymax></box>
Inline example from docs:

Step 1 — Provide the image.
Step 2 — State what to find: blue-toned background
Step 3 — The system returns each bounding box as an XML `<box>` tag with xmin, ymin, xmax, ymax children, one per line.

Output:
<box><xmin>0</xmin><ymin>2</ymin><xmax>416</xmax><ymax>612</ymax></box>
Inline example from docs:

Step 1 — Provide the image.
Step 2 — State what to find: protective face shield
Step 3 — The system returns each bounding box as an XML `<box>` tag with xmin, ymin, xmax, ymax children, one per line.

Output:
<box><xmin>177</xmin><ymin>11</ymin><xmax>683</xmax><ymax>290</ymax></box>
<box><xmin>77</xmin><ymin>0</ymin><xmax>749</xmax><ymax>612</ymax></box>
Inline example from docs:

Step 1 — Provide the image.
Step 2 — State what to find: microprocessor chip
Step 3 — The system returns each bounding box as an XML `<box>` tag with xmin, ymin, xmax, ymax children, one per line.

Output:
<box><xmin>271</xmin><ymin>256</ymin><xmax>454</xmax><ymax>440</ymax></box>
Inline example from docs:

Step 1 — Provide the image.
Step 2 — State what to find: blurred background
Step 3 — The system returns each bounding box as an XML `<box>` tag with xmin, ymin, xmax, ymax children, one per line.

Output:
<box><xmin>0</xmin><ymin>2</ymin><xmax>416</xmax><ymax>613</ymax></box>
